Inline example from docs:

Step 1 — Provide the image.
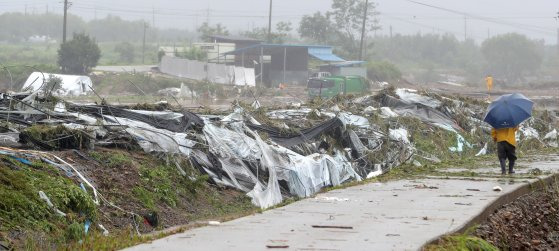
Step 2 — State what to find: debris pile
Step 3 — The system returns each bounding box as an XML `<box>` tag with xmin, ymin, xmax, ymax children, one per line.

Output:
<box><xmin>1</xmin><ymin>86</ymin><xmax>557</xmax><ymax>210</ymax></box>
<box><xmin>1</xmin><ymin>84</ymin><xmax>558</xmax><ymax>248</ymax></box>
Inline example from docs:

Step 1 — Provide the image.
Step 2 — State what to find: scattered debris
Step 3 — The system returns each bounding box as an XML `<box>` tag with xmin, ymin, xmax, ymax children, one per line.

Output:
<box><xmin>315</xmin><ymin>197</ymin><xmax>350</xmax><ymax>202</ymax></box>
<box><xmin>266</xmin><ymin>245</ymin><xmax>289</xmax><ymax>249</ymax></box>
<box><xmin>413</xmin><ymin>184</ymin><xmax>439</xmax><ymax>189</ymax></box>
<box><xmin>208</xmin><ymin>221</ymin><xmax>221</xmax><ymax>226</ymax></box>
<box><xmin>311</xmin><ymin>225</ymin><xmax>353</xmax><ymax>229</ymax></box>
<box><xmin>493</xmin><ymin>186</ymin><xmax>503</xmax><ymax>192</ymax></box>
<box><xmin>38</xmin><ymin>191</ymin><xmax>67</xmax><ymax>217</ymax></box>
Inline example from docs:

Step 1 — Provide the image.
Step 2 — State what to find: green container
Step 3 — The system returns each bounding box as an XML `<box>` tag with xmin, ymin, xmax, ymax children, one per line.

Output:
<box><xmin>307</xmin><ymin>76</ymin><xmax>367</xmax><ymax>98</ymax></box>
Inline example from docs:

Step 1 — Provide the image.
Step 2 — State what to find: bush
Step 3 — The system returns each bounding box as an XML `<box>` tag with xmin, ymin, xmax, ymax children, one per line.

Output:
<box><xmin>58</xmin><ymin>33</ymin><xmax>101</xmax><ymax>74</ymax></box>
<box><xmin>367</xmin><ymin>61</ymin><xmax>402</xmax><ymax>82</ymax></box>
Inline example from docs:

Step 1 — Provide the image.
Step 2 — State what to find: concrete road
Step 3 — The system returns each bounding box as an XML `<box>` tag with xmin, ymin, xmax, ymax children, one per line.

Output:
<box><xmin>126</xmin><ymin>156</ymin><xmax>559</xmax><ymax>251</ymax></box>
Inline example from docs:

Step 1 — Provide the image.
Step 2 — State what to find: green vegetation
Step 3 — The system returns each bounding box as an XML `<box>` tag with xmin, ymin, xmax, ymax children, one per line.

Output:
<box><xmin>1</xmin><ymin>148</ymin><xmax>259</xmax><ymax>250</ymax></box>
<box><xmin>366</xmin><ymin>61</ymin><xmax>402</xmax><ymax>82</ymax></box>
<box><xmin>114</xmin><ymin>42</ymin><xmax>135</xmax><ymax>63</ymax></box>
<box><xmin>0</xmin><ymin>13</ymin><xmax>194</xmax><ymax>43</ymax></box>
<box><xmin>21</xmin><ymin>125</ymin><xmax>91</xmax><ymax>150</ymax></box>
<box><xmin>481</xmin><ymin>33</ymin><xmax>543</xmax><ymax>83</ymax></box>
<box><xmin>197</xmin><ymin>22</ymin><xmax>230</xmax><ymax>42</ymax></box>
<box><xmin>89</xmin><ymin>151</ymin><xmax>134</xmax><ymax>168</ymax></box>
<box><xmin>58</xmin><ymin>33</ymin><xmax>101</xmax><ymax>74</ymax></box>
<box><xmin>425</xmin><ymin>233</ymin><xmax>499</xmax><ymax>251</ymax></box>
<box><xmin>0</xmin><ymin>64</ymin><xmax>59</xmax><ymax>91</ymax></box>
<box><xmin>0</xmin><ymin>156</ymin><xmax>97</xmax><ymax>248</ymax></box>
<box><xmin>242</xmin><ymin>21</ymin><xmax>294</xmax><ymax>44</ymax></box>
<box><xmin>298</xmin><ymin>0</ymin><xmax>379</xmax><ymax>59</ymax></box>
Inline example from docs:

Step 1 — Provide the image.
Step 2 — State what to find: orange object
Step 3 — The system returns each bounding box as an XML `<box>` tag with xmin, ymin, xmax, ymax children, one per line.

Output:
<box><xmin>491</xmin><ymin>127</ymin><xmax>518</xmax><ymax>146</ymax></box>
<box><xmin>485</xmin><ymin>76</ymin><xmax>493</xmax><ymax>92</ymax></box>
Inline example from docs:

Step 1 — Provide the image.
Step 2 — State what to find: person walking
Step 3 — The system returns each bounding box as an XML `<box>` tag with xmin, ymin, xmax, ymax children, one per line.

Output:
<box><xmin>491</xmin><ymin>127</ymin><xmax>518</xmax><ymax>175</ymax></box>
<box><xmin>484</xmin><ymin>93</ymin><xmax>533</xmax><ymax>175</ymax></box>
<box><xmin>485</xmin><ymin>75</ymin><xmax>493</xmax><ymax>93</ymax></box>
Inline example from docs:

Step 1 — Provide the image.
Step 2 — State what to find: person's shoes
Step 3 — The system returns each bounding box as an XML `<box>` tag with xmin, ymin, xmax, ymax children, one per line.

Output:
<box><xmin>501</xmin><ymin>171</ymin><xmax>506</xmax><ymax>175</ymax></box>
<box><xmin>509</xmin><ymin>170</ymin><xmax>515</xmax><ymax>175</ymax></box>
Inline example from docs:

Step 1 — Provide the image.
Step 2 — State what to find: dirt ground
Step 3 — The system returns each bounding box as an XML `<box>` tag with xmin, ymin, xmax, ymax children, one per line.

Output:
<box><xmin>474</xmin><ymin>186</ymin><xmax>559</xmax><ymax>250</ymax></box>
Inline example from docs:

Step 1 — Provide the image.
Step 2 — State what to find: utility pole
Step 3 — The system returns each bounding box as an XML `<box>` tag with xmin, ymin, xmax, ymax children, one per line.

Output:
<box><xmin>152</xmin><ymin>7</ymin><xmax>156</xmax><ymax>27</ymax></box>
<box><xmin>143</xmin><ymin>22</ymin><xmax>148</xmax><ymax>64</ymax></box>
<box><xmin>463</xmin><ymin>16</ymin><xmax>467</xmax><ymax>41</ymax></box>
<box><xmin>556</xmin><ymin>11</ymin><xmax>559</xmax><ymax>54</ymax></box>
<box><xmin>63</xmin><ymin>0</ymin><xmax>68</xmax><ymax>43</ymax></box>
<box><xmin>389</xmin><ymin>25</ymin><xmax>393</xmax><ymax>38</ymax></box>
<box><xmin>358</xmin><ymin>0</ymin><xmax>369</xmax><ymax>61</ymax></box>
<box><xmin>268</xmin><ymin>0</ymin><xmax>273</xmax><ymax>43</ymax></box>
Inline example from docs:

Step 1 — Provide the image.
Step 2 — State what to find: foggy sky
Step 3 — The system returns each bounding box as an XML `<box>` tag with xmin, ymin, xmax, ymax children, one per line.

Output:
<box><xmin>1</xmin><ymin>0</ymin><xmax>558</xmax><ymax>44</ymax></box>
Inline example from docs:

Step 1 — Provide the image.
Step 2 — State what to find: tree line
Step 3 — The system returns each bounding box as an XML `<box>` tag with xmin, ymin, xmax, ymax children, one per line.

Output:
<box><xmin>0</xmin><ymin>12</ymin><xmax>195</xmax><ymax>43</ymax></box>
<box><xmin>1</xmin><ymin>0</ymin><xmax>556</xmax><ymax>85</ymax></box>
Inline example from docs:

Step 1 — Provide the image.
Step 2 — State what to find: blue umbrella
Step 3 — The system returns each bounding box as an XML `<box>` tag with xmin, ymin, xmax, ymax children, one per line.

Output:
<box><xmin>483</xmin><ymin>93</ymin><xmax>534</xmax><ymax>129</ymax></box>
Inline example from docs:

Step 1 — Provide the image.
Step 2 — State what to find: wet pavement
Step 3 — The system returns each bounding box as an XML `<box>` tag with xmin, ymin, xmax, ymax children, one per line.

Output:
<box><xmin>126</xmin><ymin>155</ymin><xmax>559</xmax><ymax>251</ymax></box>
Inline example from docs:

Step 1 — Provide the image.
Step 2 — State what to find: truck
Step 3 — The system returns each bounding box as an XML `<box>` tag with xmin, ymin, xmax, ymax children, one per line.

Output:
<box><xmin>307</xmin><ymin>75</ymin><xmax>368</xmax><ymax>98</ymax></box>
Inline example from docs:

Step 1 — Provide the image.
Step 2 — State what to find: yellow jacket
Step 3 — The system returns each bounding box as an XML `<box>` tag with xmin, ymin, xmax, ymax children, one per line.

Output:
<box><xmin>491</xmin><ymin>127</ymin><xmax>518</xmax><ymax>146</ymax></box>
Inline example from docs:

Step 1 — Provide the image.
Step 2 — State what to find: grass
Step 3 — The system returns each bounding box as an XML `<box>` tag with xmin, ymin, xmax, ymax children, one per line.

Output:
<box><xmin>89</xmin><ymin>151</ymin><xmax>133</xmax><ymax>168</ymax></box>
<box><xmin>21</xmin><ymin>125</ymin><xmax>91</xmax><ymax>150</ymax></box>
<box><xmin>0</xmin><ymin>148</ymin><xmax>260</xmax><ymax>250</ymax></box>
<box><xmin>0</xmin><ymin>42</ymin><xmax>159</xmax><ymax>67</ymax></box>
<box><xmin>0</xmin><ymin>156</ymin><xmax>97</xmax><ymax>249</ymax></box>
<box><xmin>424</xmin><ymin>233</ymin><xmax>499</xmax><ymax>251</ymax></box>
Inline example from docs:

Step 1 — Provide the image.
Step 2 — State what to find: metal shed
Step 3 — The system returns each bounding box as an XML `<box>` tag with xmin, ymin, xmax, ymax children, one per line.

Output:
<box><xmin>224</xmin><ymin>44</ymin><xmax>345</xmax><ymax>87</ymax></box>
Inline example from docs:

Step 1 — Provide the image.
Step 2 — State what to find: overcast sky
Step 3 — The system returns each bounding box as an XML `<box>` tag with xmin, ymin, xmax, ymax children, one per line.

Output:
<box><xmin>1</xmin><ymin>0</ymin><xmax>558</xmax><ymax>44</ymax></box>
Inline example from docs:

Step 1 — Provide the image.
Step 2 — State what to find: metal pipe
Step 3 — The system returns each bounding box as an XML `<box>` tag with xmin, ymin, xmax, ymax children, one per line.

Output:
<box><xmin>283</xmin><ymin>47</ymin><xmax>286</xmax><ymax>86</ymax></box>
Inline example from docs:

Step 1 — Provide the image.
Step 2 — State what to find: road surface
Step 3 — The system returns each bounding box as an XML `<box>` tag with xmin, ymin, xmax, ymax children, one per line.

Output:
<box><xmin>127</xmin><ymin>155</ymin><xmax>559</xmax><ymax>251</ymax></box>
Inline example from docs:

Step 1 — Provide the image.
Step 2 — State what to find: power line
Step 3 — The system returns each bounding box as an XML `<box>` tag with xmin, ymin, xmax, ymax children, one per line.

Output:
<box><xmin>381</xmin><ymin>13</ymin><xmax>482</xmax><ymax>39</ymax></box>
<box><xmin>405</xmin><ymin>0</ymin><xmax>555</xmax><ymax>36</ymax></box>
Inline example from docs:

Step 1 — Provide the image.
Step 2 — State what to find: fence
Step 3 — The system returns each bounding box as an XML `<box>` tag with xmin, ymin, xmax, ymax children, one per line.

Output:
<box><xmin>160</xmin><ymin>56</ymin><xmax>256</xmax><ymax>87</ymax></box>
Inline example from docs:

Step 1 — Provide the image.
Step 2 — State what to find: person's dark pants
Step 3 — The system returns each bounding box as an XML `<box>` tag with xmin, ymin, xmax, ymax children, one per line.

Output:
<box><xmin>497</xmin><ymin>141</ymin><xmax>517</xmax><ymax>174</ymax></box>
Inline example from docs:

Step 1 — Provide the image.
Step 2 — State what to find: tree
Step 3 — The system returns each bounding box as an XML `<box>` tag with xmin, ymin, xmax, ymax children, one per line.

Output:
<box><xmin>197</xmin><ymin>22</ymin><xmax>229</xmax><ymax>42</ymax></box>
<box><xmin>57</xmin><ymin>33</ymin><xmax>100</xmax><ymax>74</ymax></box>
<box><xmin>299</xmin><ymin>12</ymin><xmax>335</xmax><ymax>42</ymax></box>
<box><xmin>176</xmin><ymin>47</ymin><xmax>207</xmax><ymax>61</ymax></box>
<box><xmin>243</xmin><ymin>22</ymin><xmax>293</xmax><ymax>44</ymax></box>
<box><xmin>367</xmin><ymin>61</ymin><xmax>401</xmax><ymax>82</ymax></box>
<box><xmin>114</xmin><ymin>42</ymin><xmax>135</xmax><ymax>63</ymax></box>
<box><xmin>481</xmin><ymin>33</ymin><xmax>543</xmax><ymax>83</ymax></box>
<box><xmin>298</xmin><ymin>0</ymin><xmax>380</xmax><ymax>59</ymax></box>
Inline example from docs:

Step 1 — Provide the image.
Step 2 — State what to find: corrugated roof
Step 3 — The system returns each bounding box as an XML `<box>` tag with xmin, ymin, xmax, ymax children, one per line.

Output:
<box><xmin>224</xmin><ymin>43</ymin><xmax>345</xmax><ymax>62</ymax></box>
<box><xmin>308</xmin><ymin>47</ymin><xmax>345</xmax><ymax>62</ymax></box>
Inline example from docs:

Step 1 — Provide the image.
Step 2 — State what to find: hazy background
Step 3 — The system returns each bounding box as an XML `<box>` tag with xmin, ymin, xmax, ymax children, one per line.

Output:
<box><xmin>1</xmin><ymin>0</ymin><xmax>557</xmax><ymax>44</ymax></box>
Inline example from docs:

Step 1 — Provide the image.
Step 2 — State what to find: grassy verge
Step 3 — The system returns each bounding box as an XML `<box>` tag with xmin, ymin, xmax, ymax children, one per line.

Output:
<box><xmin>424</xmin><ymin>232</ymin><xmax>499</xmax><ymax>251</ymax></box>
<box><xmin>0</xmin><ymin>148</ymin><xmax>259</xmax><ymax>250</ymax></box>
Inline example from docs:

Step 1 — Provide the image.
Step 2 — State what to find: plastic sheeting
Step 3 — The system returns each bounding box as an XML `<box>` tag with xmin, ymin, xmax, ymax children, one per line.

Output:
<box><xmin>395</xmin><ymin>88</ymin><xmax>441</xmax><ymax>108</ymax></box>
<box><xmin>103</xmin><ymin>115</ymin><xmax>196</xmax><ymax>156</ymax></box>
<box><xmin>389</xmin><ymin>128</ymin><xmax>410</xmax><ymax>144</ymax></box>
<box><xmin>22</xmin><ymin>72</ymin><xmax>93</xmax><ymax>96</ymax></box>
<box><xmin>67</xmin><ymin>104</ymin><xmax>204</xmax><ymax>132</ymax></box>
<box><xmin>248</xmin><ymin>118</ymin><xmax>343</xmax><ymax>147</ymax></box>
<box><xmin>201</xmin><ymin>121</ymin><xmax>362</xmax><ymax>208</ymax></box>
